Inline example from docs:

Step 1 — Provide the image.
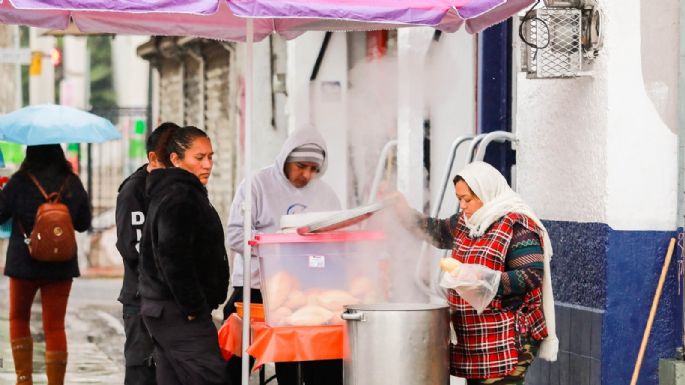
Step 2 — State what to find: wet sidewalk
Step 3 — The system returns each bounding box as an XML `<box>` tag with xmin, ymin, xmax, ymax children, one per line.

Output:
<box><xmin>0</xmin><ymin>276</ymin><xmax>125</xmax><ymax>384</ymax></box>
<box><xmin>0</xmin><ymin>275</ymin><xmax>276</xmax><ymax>385</ymax></box>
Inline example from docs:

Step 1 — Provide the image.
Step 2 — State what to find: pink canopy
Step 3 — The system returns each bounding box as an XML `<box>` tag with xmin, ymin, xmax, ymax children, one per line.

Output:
<box><xmin>0</xmin><ymin>2</ymin><xmax>534</xmax><ymax>384</ymax></box>
<box><xmin>0</xmin><ymin>0</ymin><xmax>534</xmax><ymax>40</ymax></box>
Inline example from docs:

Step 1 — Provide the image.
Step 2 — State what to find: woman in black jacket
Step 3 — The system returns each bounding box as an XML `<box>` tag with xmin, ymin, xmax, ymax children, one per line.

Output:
<box><xmin>0</xmin><ymin>144</ymin><xmax>91</xmax><ymax>385</ymax></box>
<box><xmin>138</xmin><ymin>126</ymin><xmax>230</xmax><ymax>385</ymax></box>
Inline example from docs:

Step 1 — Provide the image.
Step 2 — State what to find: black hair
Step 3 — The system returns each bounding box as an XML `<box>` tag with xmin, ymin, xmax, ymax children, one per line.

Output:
<box><xmin>163</xmin><ymin>126</ymin><xmax>209</xmax><ymax>167</ymax></box>
<box><xmin>19</xmin><ymin>144</ymin><xmax>72</xmax><ymax>175</ymax></box>
<box><xmin>147</xmin><ymin>122</ymin><xmax>180</xmax><ymax>166</ymax></box>
<box><xmin>453</xmin><ymin>174</ymin><xmax>477</xmax><ymax>197</ymax></box>
<box><xmin>146</xmin><ymin>122</ymin><xmax>180</xmax><ymax>153</ymax></box>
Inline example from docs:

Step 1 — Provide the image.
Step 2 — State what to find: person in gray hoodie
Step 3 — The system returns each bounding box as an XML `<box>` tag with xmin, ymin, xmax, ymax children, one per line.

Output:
<box><xmin>225</xmin><ymin>127</ymin><xmax>342</xmax><ymax>385</ymax></box>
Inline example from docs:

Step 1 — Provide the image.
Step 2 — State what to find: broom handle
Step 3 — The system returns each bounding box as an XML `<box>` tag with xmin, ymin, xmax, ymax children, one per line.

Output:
<box><xmin>629</xmin><ymin>237</ymin><xmax>676</xmax><ymax>385</ymax></box>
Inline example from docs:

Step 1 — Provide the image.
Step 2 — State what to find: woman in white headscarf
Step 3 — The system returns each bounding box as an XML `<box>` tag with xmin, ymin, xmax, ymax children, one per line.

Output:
<box><xmin>395</xmin><ymin>161</ymin><xmax>557</xmax><ymax>385</ymax></box>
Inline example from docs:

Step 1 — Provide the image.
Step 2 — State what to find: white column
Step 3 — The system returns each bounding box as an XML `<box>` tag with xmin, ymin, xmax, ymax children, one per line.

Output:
<box><xmin>61</xmin><ymin>36</ymin><xmax>88</xmax><ymax>109</ymax></box>
<box><xmin>29</xmin><ymin>28</ymin><xmax>55</xmax><ymax>105</ymax></box>
<box><xmin>112</xmin><ymin>36</ymin><xmax>150</xmax><ymax>109</ymax></box>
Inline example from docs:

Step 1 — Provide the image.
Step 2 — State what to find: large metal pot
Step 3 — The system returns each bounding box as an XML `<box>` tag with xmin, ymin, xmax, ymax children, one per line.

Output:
<box><xmin>341</xmin><ymin>303</ymin><xmax>449</xmax><ymax>385</ymax></box>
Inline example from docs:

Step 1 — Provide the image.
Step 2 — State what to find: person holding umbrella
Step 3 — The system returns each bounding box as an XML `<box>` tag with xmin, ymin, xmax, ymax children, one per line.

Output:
<box><xmin>1</xmin><ymin>145</ymin><xmax>92</xmax><ymax>385</ymax></box>
<box><xmin>138</xmin><ymin>126</ymin><xmax>230</xmax><ymax>385</ymax></box>
<box><xmin>115</xmin><ymin>122</ymin><xmax>180</xmax><ymax>385</ymax></box>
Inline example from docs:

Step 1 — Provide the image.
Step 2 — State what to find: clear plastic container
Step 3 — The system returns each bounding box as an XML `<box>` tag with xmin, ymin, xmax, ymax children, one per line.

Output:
<box><xmin>251</xmin><ymin>231</ymin><xmax>387</xmax><ymax>327</ymax></box>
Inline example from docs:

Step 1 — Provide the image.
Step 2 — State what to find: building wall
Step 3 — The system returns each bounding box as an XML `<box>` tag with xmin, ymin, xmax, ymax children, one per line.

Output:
<box><xmin>287</xmin><ymin>32</ymin><xmax>348</xmax><ymax>207</ymax></box>
<box><xmin>183</xmin><ymin>51</ymin><xmax>203</xmax><ymax>129</ymax></box>
<box><xmin>203</xmin><ymin>43</ymin><xmax>236</xmax><ymax>222</ymax></box>
<box><xmin>158</xmin><ymin>58</ymin><xmax>183</xmax><ymax>124</ymax></box>
<box><xmin>517</xmin><ymin>1</ymin><xmax>680</xmax><ymax>384</ymax></box>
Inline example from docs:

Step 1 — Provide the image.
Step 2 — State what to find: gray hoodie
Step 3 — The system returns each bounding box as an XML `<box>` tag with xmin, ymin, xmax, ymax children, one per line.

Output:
<box><xmin>226</xmin><ymin>128</ymin><xmax>341</xmax><ymax>288</ymax></box>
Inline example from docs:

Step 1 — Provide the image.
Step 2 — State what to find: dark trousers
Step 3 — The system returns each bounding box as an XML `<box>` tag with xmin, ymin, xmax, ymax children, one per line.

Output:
<box><xmin>275</xmin><ymin>359</ymin><xmax>343</xmax><ymax>385</ymax></box>
<box><xmin>225</xmin><ymin>287</ymin><xmax>261</xmax><ymax>385</ymax></box>
<box><xmin>123</xmin><ymin>308</ymin><xmax>156</xmax><ymax>385</ymax></box>
<box><xmin>225</xmin><ymin>287</ymin><xmax>343</xmax><ymax>385</ymax></box>
<box><xmin>141</xmin><ymin>299</ymin><xmax>229</xmax><ymax>385</ymax></box>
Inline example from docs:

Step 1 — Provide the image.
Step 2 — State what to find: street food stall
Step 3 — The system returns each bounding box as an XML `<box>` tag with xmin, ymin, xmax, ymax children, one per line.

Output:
<box><xmin>0</xmin><ymin>1</ymin><xmax>534</xmax><ymax>384</ymax></box>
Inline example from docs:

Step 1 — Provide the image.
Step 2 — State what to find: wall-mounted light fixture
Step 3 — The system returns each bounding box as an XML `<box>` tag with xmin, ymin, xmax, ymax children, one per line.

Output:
<box><xmin>521</xmin><ymin>0</ymin><xmax>602</xmax><ymax>78</ymax></box>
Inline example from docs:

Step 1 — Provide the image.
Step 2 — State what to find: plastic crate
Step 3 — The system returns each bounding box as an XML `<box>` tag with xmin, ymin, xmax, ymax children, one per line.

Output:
<box><xmin>251</xmin><ymin>231</ymin><xmax>388</xmax><ymax>327</ymax></box>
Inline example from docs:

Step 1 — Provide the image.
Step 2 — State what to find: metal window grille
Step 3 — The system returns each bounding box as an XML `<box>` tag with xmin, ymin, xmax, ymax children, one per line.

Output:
<box><xmin>523</xmin><ymin>8</ymin><xmax>582</xmax><ymax>78</ymax></box>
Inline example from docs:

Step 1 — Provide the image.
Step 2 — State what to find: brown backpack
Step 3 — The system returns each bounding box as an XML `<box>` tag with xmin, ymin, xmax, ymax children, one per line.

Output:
<box><xmin>18</xmin><ymin>173</ymin><xmax>77</xmax><ymax>262</ymax></box>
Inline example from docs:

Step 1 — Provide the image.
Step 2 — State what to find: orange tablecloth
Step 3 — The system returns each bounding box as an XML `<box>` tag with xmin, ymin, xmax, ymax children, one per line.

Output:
<box><xmin>218</xmin><ymin>313</ymin><xmax>344</xmax><ymax>370</ymax></box>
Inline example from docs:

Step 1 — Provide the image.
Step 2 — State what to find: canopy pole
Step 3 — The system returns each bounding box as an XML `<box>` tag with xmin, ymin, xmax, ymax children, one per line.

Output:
<box><xmin>241</xmin><ymin>17</ymin><xmax>254</xmax><ymax>385</ymax></box>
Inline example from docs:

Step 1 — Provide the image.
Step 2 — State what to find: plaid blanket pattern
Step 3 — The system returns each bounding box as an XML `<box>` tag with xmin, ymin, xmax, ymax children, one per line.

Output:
<box><xmin>444</xmin><ymin>213</ymin><xmax>548</xmax><ymax>379</ymax></box>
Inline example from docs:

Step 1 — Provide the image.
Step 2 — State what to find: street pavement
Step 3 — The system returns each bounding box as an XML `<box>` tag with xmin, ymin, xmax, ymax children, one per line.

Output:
<box><xmin>0</xmin><ymin>276</ymin><xmax>276</xmax><ymax>385</ymax></box>
<box><xmin>0</xmin><ymin>276</ymin><xmax>125</xmax><ymax>384</ymax></box>
<box><xmin>0</xmin><ymin>275</ymin><xmax>462</xmax><ymax>385</ymax></box>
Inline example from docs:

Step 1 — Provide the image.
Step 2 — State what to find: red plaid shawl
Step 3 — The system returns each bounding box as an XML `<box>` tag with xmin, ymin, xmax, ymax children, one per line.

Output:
<box><xmin>446</xmin><ymin>212</ymin><xmax>548</xmax><ymax>379</ymax></box>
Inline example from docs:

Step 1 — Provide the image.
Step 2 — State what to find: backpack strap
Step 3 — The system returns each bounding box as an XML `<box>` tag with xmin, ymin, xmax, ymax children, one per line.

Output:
<box><xmin>27</xmin><ymin>172</ymin><xmax>69</xmax><ymax>203</ymax></box>
<box><xmin>26</xmin><ymin>172</ymin><xmax>50</xmax><ymax>201</ymax></box>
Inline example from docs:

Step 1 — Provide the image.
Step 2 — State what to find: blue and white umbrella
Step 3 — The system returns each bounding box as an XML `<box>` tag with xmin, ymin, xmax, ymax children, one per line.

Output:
<box><xmin>0</xmin><ymin>104</ymin><xmax>121</xmax><ymax>145</ymax></box>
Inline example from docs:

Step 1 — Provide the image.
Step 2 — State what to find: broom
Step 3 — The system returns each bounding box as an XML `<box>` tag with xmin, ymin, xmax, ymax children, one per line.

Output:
<box><xmin>629</xmin><ymin>237</ymin><xmax>676</xmax><ymax>385</ymax></box>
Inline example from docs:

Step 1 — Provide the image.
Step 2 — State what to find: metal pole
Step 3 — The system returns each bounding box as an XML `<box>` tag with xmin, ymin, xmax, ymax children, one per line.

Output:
<box><xmin>431</xmin><ymin>136</ymin><xmax>474</xmax><ymax>218</ymax></box>
<box><xmin>366</xmin><ymin>140</ymin><xmax>398</xmax><ymax>205</ymax></box>
<box><xmin>87</xmin><ymin>143</ymin><xmax>93</xmax><ymax>226</ymax></box>
<box><xmin>414</xmin><ymin>136</ymin><xmax>473</xmax><ymax>301</ymax></box>
<box><xmin>473</xmin><ymin>131</ymin><xmax>517</xmax><ymax>162</ymax></box>
<box><xmin>241</xmin><ymin>18</ymin><xmax>254</xmax><ymax>385</ymax></box>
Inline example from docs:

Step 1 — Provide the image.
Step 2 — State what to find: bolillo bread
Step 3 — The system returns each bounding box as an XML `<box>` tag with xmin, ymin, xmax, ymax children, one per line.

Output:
<box><xmin>439</xmin><ymin>258</ymin><xmax>461</xmax><ymax>273</ymax></box>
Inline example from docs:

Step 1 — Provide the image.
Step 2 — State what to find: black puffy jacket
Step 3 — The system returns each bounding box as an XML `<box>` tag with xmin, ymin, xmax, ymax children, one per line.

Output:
<box><xmin>138</xmin><ymin>167</ymin><xmax>229</xmax><ymax>317</ymax></box>
<box><xmin>0</xmin><ymin>167</ymin><xmax>91</xmax><ymax>280</ymax></box>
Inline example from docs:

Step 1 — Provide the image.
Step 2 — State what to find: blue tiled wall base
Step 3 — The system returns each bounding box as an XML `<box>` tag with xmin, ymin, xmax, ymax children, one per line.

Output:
<box><xmin>604</xmin><ymin>229</ymin><xmax>681</xmax><ymax>385</ymax></box>
<box><xmin>527</xmin><ymin>303</ymin><xmax>603</xmax><ymax>385</ymax></box>
<box><xmin>524</xmin><ymin>221</ymin><xmax>680</xmax><ymax>385</ymax></box>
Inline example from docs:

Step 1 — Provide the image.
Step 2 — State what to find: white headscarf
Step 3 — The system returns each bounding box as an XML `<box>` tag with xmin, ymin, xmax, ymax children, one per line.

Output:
<box><xmin>457</xmin><ymin>161</ymin><xmax>558</xmax><ymax>362</ymax></box>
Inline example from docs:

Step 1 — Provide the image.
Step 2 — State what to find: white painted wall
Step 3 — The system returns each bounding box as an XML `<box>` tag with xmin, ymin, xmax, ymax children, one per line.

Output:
<box><xmin>311</xmin><ymin>33</ymin><xmax>349</xmax><ymax>208</ymax></box>
<box><xmin>286</xmin><ymin>32</ymin><xmax>348</xmax><ymax>207</ymax></box>
<box><xmin>515</xmin><ymin>0</ymin><xmax>679</xmax><ymax>231</ymax></box>
<box><xmin>236</xmin><ymin>38</ymin><xmax>284</xmax><ymax>174</ymax></box>
<box><xmin>605</xmin><ymin>1</ymin><xmax>678</xmax><ymax>231</ymax></box>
